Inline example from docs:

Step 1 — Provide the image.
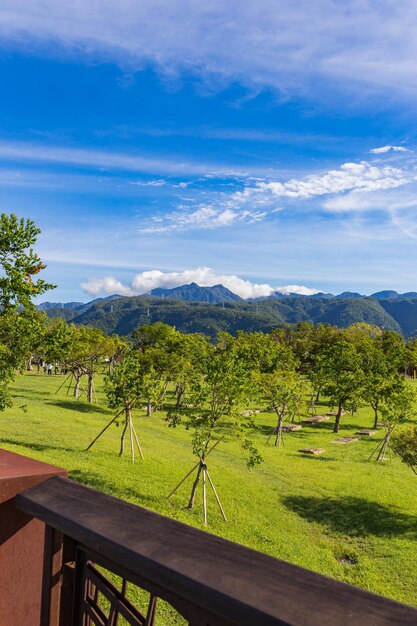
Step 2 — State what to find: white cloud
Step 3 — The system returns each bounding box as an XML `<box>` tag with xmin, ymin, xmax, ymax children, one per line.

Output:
<box><xmin>140</xmin><ymin>205</ymin><xmax>267</xmax><ymax>233</ymax></box>
<box><xmin>80</xmin><ymin>276</ymin><xmax>133</xmax><ymax>297</ymax></box>
<box><xmin>130</xmin><ymin>179</ymin><xmax>167</xmax><ymax>186</ymax></box>
<box><xmin>81</xmin><ymin>267</ymin><xmax>276</xmax><ymax>299</ymax></box>
<box><xmin>137</xmin><ymin>159</ymin><xmax>414</xmax><ymax>232</ymax></box>
<box><xmin>275</xmin><ymin>285</ymin><xmax>320</xmax><ymax>296</ymax></box>
<box><xmin>238</xmin><ymin>161</ymin><xmax>409</xmax><ymax>203</ymax></box>
<box><xmin>2</xmin><ymin>2</ymin><xmax>417</xmax><ymax>103</ymax></box>
<box><xmin>370</xmin><ymin>146</ymin><xmax>410</xmax><ymax>154</ymax></box>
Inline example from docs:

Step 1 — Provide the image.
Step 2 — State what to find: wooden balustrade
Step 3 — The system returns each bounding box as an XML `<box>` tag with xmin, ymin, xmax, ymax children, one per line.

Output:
<box><xmin>13</xmin><ymin>474</ymin><xmax>417</xmax><ymax>626</ymax></box>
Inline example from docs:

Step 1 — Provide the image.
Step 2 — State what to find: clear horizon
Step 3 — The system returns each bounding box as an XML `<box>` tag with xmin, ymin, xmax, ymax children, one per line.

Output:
<box><xmin>2</xmin><ymin>2</ymin><xmax>417</xmax><ymax>301</ymax></box>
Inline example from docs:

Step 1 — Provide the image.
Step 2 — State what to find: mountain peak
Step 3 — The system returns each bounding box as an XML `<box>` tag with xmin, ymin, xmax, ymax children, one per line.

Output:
<box><xmin>149</xmin><ymin>283</ymin><xmax>243</xmax><ymax>303</ymax></box>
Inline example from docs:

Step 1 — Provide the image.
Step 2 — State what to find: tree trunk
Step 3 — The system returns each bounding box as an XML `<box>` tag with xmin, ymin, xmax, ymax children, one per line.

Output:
<box><xmin>73</xmin><ymin>374</ymin><xmax>81</xmax><ymax>399</ymax></box>
<box><xmin>176</xmin><ymin>387</ymin><xmax>184</xmax><ymax>409</ymax></box>
<box><xmin>315</xmin><ymin>389</ymin><xmax>320</xmax><ymax>403</ymax></box>
<box><xmin>188</xmin><ymin>463</ymin><xmax>202</xmax><ymax>509</ymax></box>
<box><xmin>333</xmin><ymin>403</ymin><xmax>343</xmax><ymax>433</ymax></box>
<box><xmin>376</xmin><ymin>433</ymin><xmax>390</xmax><ymax>462</ymax></box>
<box><xmin>275</xmin><ymin>416</ymin><xmax>283</xmax><ymax>448</ymax></box>
<box><xmin>119</xmin><ymin>415</ymin><xmax>128</xmax><ymax>457</ymax></box>
<box><xmin>158</xmin><ymin>381</ymin><xmax>169</xmax><ymax>405</ymax></box>
<box><xmin>87</xmin><ymin>374</ymin><xmax>94</xmax><ymax>403</ymax></box>
<box><xmin>372</xmin><ymin>400</ymin><xmax>379</xmax><ymax>430</ymax></box>
<box><xmin>147</xmin><ymin>400</ymin><xmax>152</xmax><ymax>417</ymax></box>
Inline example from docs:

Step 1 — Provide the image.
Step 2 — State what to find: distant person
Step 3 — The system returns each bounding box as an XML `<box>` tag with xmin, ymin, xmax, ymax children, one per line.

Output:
<box><xmin>47</xmin><ymin>363</ymin><xmax>53</xmax><ymax>375</ymax></box>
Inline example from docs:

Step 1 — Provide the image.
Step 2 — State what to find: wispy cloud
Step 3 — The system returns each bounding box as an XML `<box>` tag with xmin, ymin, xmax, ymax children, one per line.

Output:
<box><xmin>2</xmin><ymin>2</ymin><xmax>417</xmax><ymax>104</ymax></box>
<box><xmin>370</xmin><ymin>146</ymin><xmax>410</xmax><ymax>154</ymax></box>
<box><xmin>140</xmin><ymin>206</ymin><xmax>267</xmax><ymax>233</ymax></box>
<box><xmin>235</xmin><ymin>161</ymin><xmax>410</xmax><ymax>203</ymax></box>
<box><xmin>0</xmin><ymin>139</ymin><xmax>246</xmax><ymax>177</ymax></box>
<box><xmin>140</xmin><ymin>159</ymin><xmax>414</xmax><ymax>233</ymax></box>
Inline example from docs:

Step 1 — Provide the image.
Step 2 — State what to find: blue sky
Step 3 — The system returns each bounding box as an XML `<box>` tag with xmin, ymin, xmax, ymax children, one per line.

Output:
<box><xmin>1</xmin><ymin>1</ymin><xmax>417</xmax><ymax>300</ymax></box>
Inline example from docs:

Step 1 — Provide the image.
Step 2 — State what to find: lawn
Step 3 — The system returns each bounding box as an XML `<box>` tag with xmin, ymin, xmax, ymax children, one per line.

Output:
<box><xmin>2</xmin><ymin>372</ymin><xmax>417</xmax><ymax>609</ymax></box>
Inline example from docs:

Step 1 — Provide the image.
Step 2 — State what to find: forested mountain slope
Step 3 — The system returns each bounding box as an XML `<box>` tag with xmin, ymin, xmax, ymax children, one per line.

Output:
<box><xmin>56</xmin><ymin>293</ymin><xmax>404</xmax><ymax>337</ymax></box>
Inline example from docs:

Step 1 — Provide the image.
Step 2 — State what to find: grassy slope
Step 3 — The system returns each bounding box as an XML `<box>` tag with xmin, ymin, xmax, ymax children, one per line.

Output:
<box><xmin>2</xmin><ymin>373</ymin><xmax>417</xmax><ymax>607</ymax></box>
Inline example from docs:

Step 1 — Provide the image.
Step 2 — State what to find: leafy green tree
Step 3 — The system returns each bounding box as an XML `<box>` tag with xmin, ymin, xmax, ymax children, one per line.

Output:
<box><xmin>103</xmin><ymin>350</ymin><xmax>145</xmax><ymax>461</ymax></box>
<box><xmin>167</xmin><ymin>339</ymin><xmax>262</xmax><ymax>521</ymax></box>
<box><xmin>0</xmin><ymin>213</ymin><xmax>53</xmax><ymax>408</ymax></box>
<box><xmin>235</xmin><ymin>331</ymin><xmax>297</xmax><ymax>373</ymax></box>
<box><xmin>356</xmin><ymin>334</ymin><xmax>398</xmax><ymax>429</ymax></box>
<box><xmin>380</xmin><ymin>330</ymin><xmax>406</xmax><ymax>374</ymax></box>
<box><xmin>370</xmin><ymin>382</ymin><xmax>415</xmax><ymax>462</ymax></box>
<box><xmin>392</xmin><ymin>426</ymin><xmax>417</xmax><ymax>474</ymax></box>
<box><xmin>65</xmin><ymin>327</ymin><xmax>117</xmax><ymax>402</ymax></box>
<box><xmin>42</xmin><ymin>317</ymin><xmax>74</xmax><ymax>366</ymax></box>
<box><xmin>254</xmin><ymin>369</ymin><xmax>304</xmax><ymax>447</ymax></box>
<box><xmin>317</xmin><ymin>338</ymin><xmax>365</xmax><ymax>433</ymax></box>
<box><xmin>131</xmin><ymin>322</ymin><xmax>179</xmax><ymax>352</ymax></box>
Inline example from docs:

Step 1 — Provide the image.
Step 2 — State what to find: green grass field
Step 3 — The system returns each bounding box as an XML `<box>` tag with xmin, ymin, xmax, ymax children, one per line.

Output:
<box><xmin>2</xmin><ymin>372</ymin><xmax>417</xmax><ymax>608</ymax></box>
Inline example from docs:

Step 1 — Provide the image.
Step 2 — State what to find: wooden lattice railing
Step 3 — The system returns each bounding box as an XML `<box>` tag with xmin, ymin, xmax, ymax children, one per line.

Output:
<box><xmin>14</xmin><ymin>475</ymin><xmax>417</xmax><ymax>626</ymax></box>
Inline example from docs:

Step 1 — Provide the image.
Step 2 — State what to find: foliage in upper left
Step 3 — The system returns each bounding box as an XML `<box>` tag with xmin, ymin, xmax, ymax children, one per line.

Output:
<box><xmin>0</xmin><ymin>213</ymin><xmax>54</xmax><ymax>409</ymax></box>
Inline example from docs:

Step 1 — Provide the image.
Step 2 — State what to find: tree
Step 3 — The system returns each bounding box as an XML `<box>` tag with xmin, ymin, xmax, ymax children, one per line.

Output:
<box><xmin>167</xmin><ymin>339</ymin><xmax>262</xmax><ymax>524</ymax></box>
<box><xmin>392</xmin><ymin>426</ymin><xmax>417</xmax><ymax>474</ymax></box>
<box><xmin>0</xmin><ymin>213</ymin><xmax>53</xmax><ymax>409</ymax></box>
<box><xmin>369</xmin><ymin>382</ymin><xmax>415</xmax><ymax>463</ymax></box>
<box><xmin>87</xmin><ymin>349</ymin><xmax>152</xmax><ymax>461</ymax></box>
<box><xmin>64</xmin><ymin>327</ymin><xmax>118</xmax><ymax>402</ymax></box>
<box><xmin>104</xmin><ymin>350</ymin><xmax>145</xmax><ymax>461</ymax></box>
<box><xmin>254</xmin><ymin>369</ymin><xmax>303</xmax><ymax>447</ymax></box>
<box><xmin>235</xmin><ymin>331</ymin><xmax>296</xmax><ymax>374</ymax></box>
<box><xmin>357</xmin><ymin>334</ymin><xmax>395</xmax><ymax>429</ymax></box>
<box><xmin>317</xmin><ymin>338</ymin><xmax>364</xmax><ymax>433</ymax></box>
<box><xmin>42</xmin><ymin>317</ymin><xmax>74</xmax><ymax>366</ymax></box>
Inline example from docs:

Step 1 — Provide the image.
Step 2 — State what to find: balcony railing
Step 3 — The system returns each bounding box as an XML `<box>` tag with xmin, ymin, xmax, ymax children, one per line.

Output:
<box><xmin>10</xmin><ymin>473</ymin><xmax>417</xmax><ymax>626</ymax></box>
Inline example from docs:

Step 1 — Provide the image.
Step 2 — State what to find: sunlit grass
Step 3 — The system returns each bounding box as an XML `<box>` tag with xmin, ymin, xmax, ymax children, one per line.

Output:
<box><xmin>2</xmin><ymin>372</ymin><xmax>417</xmax><ymax>607</ymax></box>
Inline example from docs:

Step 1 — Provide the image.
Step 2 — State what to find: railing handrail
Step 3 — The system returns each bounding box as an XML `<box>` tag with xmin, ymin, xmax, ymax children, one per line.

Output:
<box><xmin>15</xmin><ymin>475</ymin><xmax>417</xmax><ymax>626</ymax></box>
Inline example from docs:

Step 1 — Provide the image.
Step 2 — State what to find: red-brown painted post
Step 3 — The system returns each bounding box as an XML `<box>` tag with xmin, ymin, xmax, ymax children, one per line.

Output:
<box><xmin>0</xmin><ymin>448</ymin><xmax>67</xmax><ymax>626</ymax></box>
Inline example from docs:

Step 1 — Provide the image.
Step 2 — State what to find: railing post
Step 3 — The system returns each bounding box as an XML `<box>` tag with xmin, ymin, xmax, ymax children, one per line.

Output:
<box><xmin>59</xmin><ymin>536</ymin><xmax>77</xmax><ymax>626</ymax></box>
<box><xmin>0</xmin><ymin>448</ymin><xmax>67</xmax><ymax>626</ymax></box>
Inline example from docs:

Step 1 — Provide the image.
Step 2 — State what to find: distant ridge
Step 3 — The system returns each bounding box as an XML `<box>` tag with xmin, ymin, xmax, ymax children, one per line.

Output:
<box><xmin>37</xmin><ymin>283</ymin><xmax>417</xmax><ymax>338</ymax></box>
<box><xmin>149</xmin><ymin>282</ymin><xmax>243</xmax><ymax>303</ymax></box>
<box><xmin>36</xmin><ymin>294</ymin><xmax>123</xmax><ymax>314</ymax></box>
<box><xmin>334</xmin><ymin>292</ymin><xmax>363</xmax><ymax>299</ymax></box>
<box><xmin>370</xmin><ymin>290</ymin><xmax>401</xmax><ymax>300</ymax></box>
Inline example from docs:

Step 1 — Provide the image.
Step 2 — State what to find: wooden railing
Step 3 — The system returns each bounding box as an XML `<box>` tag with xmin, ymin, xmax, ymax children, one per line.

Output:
<box><xmin>14</xmin><ymin>475</ymin><xmax>417</xmax><ymax>626</ymax></box>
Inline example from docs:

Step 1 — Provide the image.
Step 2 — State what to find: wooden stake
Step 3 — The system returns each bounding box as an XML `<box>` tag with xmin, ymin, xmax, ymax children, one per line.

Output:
<box><xmin>202</xmin><ymin>464</ymin><xmax>207</xmax><ymax>526</ymax></box>
<box><xmin>167</xmin><ymin>461</ymin><xmax>200</xmax><ymax>499</ymax></box>
<box><xmin>55</xmin><ymin>372</ymin><xmax>72</xmax><ymax>395</ymax></box>
<box><xmin>119</xmin><ymin>419</ymin><xmax>128</xmax><ymax>457</ymax></box>
<box><xmin>128</xmin><ymin>413</ymin><xmax>135</xmax><ymax>463</ymax></box>
<box><xmin>86</xmin><ymin>407</ymin><xmax>124</xmax><ymax>451</ymax></box>
<box><xmin>167</xmin><ymin>437</ymin><xmax>224</xmax><ymax>499</ymax></box>
<box><xmin>187</xmin><ymin>464</ymin><xmax>202</xmax><ymax>510</ymax></box>
<box><xmin>131</xmin><ymin>420</ymin><xmax>144</xmax><ymax>460</ymax></box>
<box><xmin>206</xmin><ymin>467</ymin><xmax>227</xmax><ymax>522</ymax></box>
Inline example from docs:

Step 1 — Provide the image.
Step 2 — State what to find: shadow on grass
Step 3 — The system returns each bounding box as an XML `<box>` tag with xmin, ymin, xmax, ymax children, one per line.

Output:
<box><xmin>293</xmin><ymin>453</ymin><xmax>338</xmax><ymax>462</ymax></box>
<box><xmin>10</xmin><ymin>388</ymin><xmax>50</xmax><ymax>397</ymax></box>
<box><xmin>69</xmin><ymin>469</ymin><xmax>160</xmax><ymax>508</ymax></box>
<box><xmin>0</xmin><ymin>437</ymin><xmax>76</xmax><ymax>454</ymax></box>
<box><xmin>283</xmin><ymin>494</ymin><xmax>417</xmax><ymax>537</ymax></box>
<box><xmin>47</xmin><ymin>400</ymin><xmax>111</xmax><ymax>415</ymax></box>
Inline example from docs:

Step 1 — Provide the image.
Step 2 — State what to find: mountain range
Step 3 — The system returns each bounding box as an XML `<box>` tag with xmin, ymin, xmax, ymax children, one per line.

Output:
<box><xmin>36</xmin><ymin>282</ymin><xmax>417</xmax><ymax>339</ymax></box>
